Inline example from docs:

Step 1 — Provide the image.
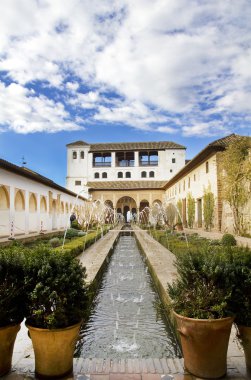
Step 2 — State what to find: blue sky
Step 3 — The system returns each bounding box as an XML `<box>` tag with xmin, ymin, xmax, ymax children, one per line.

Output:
<box><xmin>0</xmin><ymin>0</ymin><xmax>251</xmax><ymax>186</ymax></box>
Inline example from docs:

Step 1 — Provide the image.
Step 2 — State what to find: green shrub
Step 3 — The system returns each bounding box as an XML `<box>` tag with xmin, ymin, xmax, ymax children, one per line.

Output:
<box><xmin>221</xmin><ymin>233</ymin><xmax>237</xmax><ymax>247</ymax></box>
<box><xmin>65</xmin><ymin>228</ymin><xmax>79</xmax><ymax>239</ymax></box>
<box><xmin>24</xmin><ymin>247</ymin><xmax>88</xmax><ymax>329</ymax></box>
<box><xmin>0</xmin><ymin>247</ymin><xmax>26</xmax><ymax>326</ymax></box>
<box><xmin>71</xmin><ymin>220</ymin><xmax>82</xmax><ymax>230</ymax></box>
<box><xmin>49</xmin><ymin>237</ymin><xmax>61</xmax><ymax>248</ymax></box>
<box><xmin>55</xmin><ymin>230</ymin><xmax>103</xmax><ymax>257</ymax></box>
<box><xmin>168</xmin><ymin>248</ymin><xmax>234</xmax><ymax>319</ymax></box>
<box><xmin>78</xmin><ymin>231</ymin><xmax>86</xmax><ymax>237</ymax></box>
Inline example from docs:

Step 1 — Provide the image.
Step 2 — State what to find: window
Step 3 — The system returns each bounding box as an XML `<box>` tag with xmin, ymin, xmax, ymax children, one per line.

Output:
<box><xmin>149</xmin><ymin>171</ymin><xmax>155</xmax><ymax>178</ymax></box>
<box><xmin>188</xmin><ymin>177</ymin><xmax>190</xmax><ymax>188</ymax></box>
<box><xmin>139</xmin><ymin>151</ymin><xmax>158</xmax><ymax>166</ymax></box>
<box><xmin>206</xmin><ymin>161</ymin><xmax>209</xmax><ymax>173</ymax></box>
<box><xmin>94</xmin><ymin>172</ymin><xmax>100</xmax><ymax>179</ymax></box>
<box><xmin>102</xmin><ymin>172</ymin><xmax>107</xmax><ymax>178</ymax></box>
<box><xmin>172</xmin><ymin>158</ymin><xmax>176</xmax><ymax>163</ymax></box>
<box><xmin>125</xmin><ymin>171</ymin><xmax>131</xmax><ymax>178</ymax></box>
<box><xmin>118</xmin><ymin>172</ymin><xmax>123</xmax><ymax>178</ymax></box>
<box><xmin>93</xmin><ymin>152</ymin><xmax>111</xmax><ymax>167</ymax></box>
<box><xmin>170</xmin><ymin>169</ymin><xmax>173</xmax><ymax>173</ymax></box>
<box><xmin>141</xmin><ymin>171</ymin><xmax>147</xmax><ymax>178</ymax></box>
<box><xmin>194</xmin><ymin>174</ymin><xmax>196</xmax><ymax>181</ymax></box>
<box><xmin>183</xmin><ymin>180</ymin><xmax>185</xmax><ymax>190</ymax></box>
<box><xmin>80</xmin><ymin>151</ymin><xmax>84</xmax><ymax>159</ymax></box>
<box><xmin>75</xmin><ymin>180</ymin><xmax>81</xmax><ymax>186</ymax></box>
<box><xmin>72</xmin><ymin>151</ymin><xmax>77</xmax><ymax>159</ymax></box>
<box><xmin>116</xmin><ymin>151</ymin><xmax>135</xmax><ymax>167</ymax></box>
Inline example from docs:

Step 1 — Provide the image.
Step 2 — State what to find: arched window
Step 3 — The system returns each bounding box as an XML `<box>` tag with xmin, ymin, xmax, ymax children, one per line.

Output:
<box><xmin>118</xmin><ymin>172</ymin><xmax>123</xmax><ymax>178</ymax></box>
<box><xmin>94</xmin><ymin>172</ymin><xmax>100</xmax><ymax>179</ymax></box>
<box><xmin>80</xmin><ymin>151</ymin><xmax>85</xmax><ymax>159</ymax></box>
<box><xmin>102</xmin><ymin>172</ymin><xmax>107</xmax><ymax>178</ymax></box>
<box><xmin>72</xmin><ymin>151</ymin><xmax>77</xmax><ymax>159</ymax></box>
<box><xmin>141</xmin><ymin>171</ymin><xmax>147</xmax><ymax>178</ymax></box>
<box><xmin>149</xmin><ymin>171</ymin><xmax>155</xmax><ymax>178</ymax></box>
<box><xmin>125</xmin><ymin>172</ymin><xmax>131</xmax><ymax>178</ymax></box>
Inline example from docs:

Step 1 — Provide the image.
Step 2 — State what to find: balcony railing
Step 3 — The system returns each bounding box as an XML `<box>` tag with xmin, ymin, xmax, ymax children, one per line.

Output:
<box><xmin>93</xmin><ymin>162</ymin><xmax>111</xmax><ymax>167</ymax></box>
<box><xmin>139</xmin><ymin>160</ymin><xmax>158</xmax><ymax>166</ymax></box>
<box><xmin>116</xmin><ymin>161</ymin><xmax>135</xmax><ymax>167</ymax></box>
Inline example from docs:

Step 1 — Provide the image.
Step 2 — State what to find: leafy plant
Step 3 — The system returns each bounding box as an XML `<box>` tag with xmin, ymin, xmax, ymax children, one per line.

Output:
<box><xmin>219</xmin><ymin>136</ymin><xmax>251</xmax><ymax>235</ymax></box>
<box><xmin>65</xmin><ymin>228</ymin><xmax>79</xmax><ymax>239</ymax></box>
<box><xmin>71</xmin><ymin>220</ymin><xmax>82</xmax><ymax>230</ymax></box>
<box><xmin>24</xmin><ymin>247</ymin><xmax>88</xmax><ymax>329</ymax></box>
<box><xmin>167</xmin><ymin>248</ymin><xmax>234</xmax><ymax>319</ymax></box>
<box><xmin>203</xmin><ymin>186</ymin><xmax>215</xmax><ymax>230</ymax></box>
<box><xmin>49</xmin><ymin>237</ymin><xmax>61</xmax><ymax>248</ymax></box>
<box><xmin>0</xmin><ymin>248</ymin><xmax>26</xmax><ymax>326</ymax></box>
<box><xmin>187</xmin><ymin>193</ymin><xmax>195</xmax><ymax>228</ymax></box>
<box><xmin>221</xmin><ymin>233</ymin><xmax>237</xmax><ymax>247</ymax></box>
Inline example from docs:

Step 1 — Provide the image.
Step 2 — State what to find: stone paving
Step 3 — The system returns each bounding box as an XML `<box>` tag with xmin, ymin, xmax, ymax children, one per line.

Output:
<box><xmin>3</xmin><ymin>227</ymin><xmax>250</xmax><ymax>379</ymax></box>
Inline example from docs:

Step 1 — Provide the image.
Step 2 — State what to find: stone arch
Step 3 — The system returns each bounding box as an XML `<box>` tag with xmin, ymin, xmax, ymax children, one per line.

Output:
<box><xmin>14</xmin><ymin>189</ymin><xmax>25</xmax><ymax>235</ymax></box>
<box><xmin>51</xmin><ymin>199</ymin><xmax>57</xmax><ymax>229</ymax></box>
<box><xmin>15</xmin><ymin>190</ymin><xmax>25</xmax><ymax>211</ymax></box>
<box><xmin>116</xmin><ymin>196</ymin><xmax>137</xmax><ymax>222</ymax></box>
<box><xmin>0</xmin><ymin>186</ymin><xmax>10</xmax><ymax>237</ymax></box>
<box><xmin>152</xmin><ymin>199</ymin><xmax>162</xmax><ymax>206</ymax></box>
<box><xmin>65</xmin><ymin>203</ymin><xmax>69</xmax><ymax>214</ymax></box>
<box><xmin>40</xmin><ymin>196</ymin><xmax>47</xmax><ymax>232</ymax></box>
<box><xmin>29</xmin><ymin>193</ymin><xmax>38</xmax><ymax>232</ymax></box>
<box><xmin>29</xmin><ymin>193</ymin><xmax>37</xmax><ymax>212</ymax></box>
<box><xmin>139</xmin><ymin>199</ymin><xmax>150</xmax><ymax>224</ymax></box>
<box><xmin>0</xmin><ymin>186</ymin><xmax>10</xmax><ymax>209</ymax></box>
<box><xmin>40</xmin><ymin>196</ymin><xmax>47</xmax><ymax>212</ymax></box>
<box><xmin>105</xmin><ymin>200</ymin><xmax>113</xmax><ymax>208</ymax></box>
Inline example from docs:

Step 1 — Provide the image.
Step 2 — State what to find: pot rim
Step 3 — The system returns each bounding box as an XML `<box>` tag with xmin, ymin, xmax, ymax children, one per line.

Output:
<box><xmin>25</xmin><ymin>320</ymin><xmax>82</xmax><ymax>332</ymax></box>
<box><xmin>173</xmin><ymin>310</ymin><xmax>235</xmax><ymax>323</ymax></box>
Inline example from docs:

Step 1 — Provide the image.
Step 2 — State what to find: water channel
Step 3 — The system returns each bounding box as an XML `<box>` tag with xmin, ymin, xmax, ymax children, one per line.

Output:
<box><xmin>79</xmin><ymin>232</ymin><xmax>180</xmax><ymax>358</ymax></box>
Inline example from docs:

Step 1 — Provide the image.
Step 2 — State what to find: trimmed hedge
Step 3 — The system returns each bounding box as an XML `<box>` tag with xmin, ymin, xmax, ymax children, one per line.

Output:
<box><xmin>55</xmin><ymin>226</ymin><xmax>110</xmax><ymax>257</ymax></box>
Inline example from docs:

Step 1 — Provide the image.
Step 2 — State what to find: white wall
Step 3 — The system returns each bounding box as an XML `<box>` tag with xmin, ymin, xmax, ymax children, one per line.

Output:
<box><xmin>0</xmin><ymin>168</ymin><xmax>86</xmax><ymax>238</ymax></box>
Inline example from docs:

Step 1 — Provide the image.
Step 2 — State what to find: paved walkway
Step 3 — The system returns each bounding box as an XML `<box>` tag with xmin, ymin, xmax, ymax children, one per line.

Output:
<box><xmin>3</xmin><ymin>228</ymin><xmax>249</xmax><ymax>379</ymax></box>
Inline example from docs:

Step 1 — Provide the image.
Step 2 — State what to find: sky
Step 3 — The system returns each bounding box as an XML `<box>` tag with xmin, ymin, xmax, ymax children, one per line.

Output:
<box><xmin>0</xmin><ymin>0</ymin><xmax>251</xmax><ymax>186</ymax></box>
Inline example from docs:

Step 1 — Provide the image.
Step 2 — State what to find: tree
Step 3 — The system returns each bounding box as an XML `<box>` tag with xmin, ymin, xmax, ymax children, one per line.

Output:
<box><xmin>219</xmin><ymin>137</ymin><xmax>251</xmax><ymax>235</ymax></box>
<box><xmin>177</xmin><ymin>199</ymin><xmax>183</xmax><ymax>224</ymax></box>
<box><xmin>187</xmin><ymin>192</ymin><xmax>195</xmax><ymax>228</ymax></box>
<box><xmin>203</xmin><ymin>186</ymin><xmax>215</xmax><ymax>231</ymax></box>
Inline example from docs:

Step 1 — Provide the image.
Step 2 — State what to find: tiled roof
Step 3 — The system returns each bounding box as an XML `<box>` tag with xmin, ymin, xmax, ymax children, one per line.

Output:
<box><xmin>67</xmin><ymin>140</ymin><xmax>185</xmax><ymax>151</ymax></box>
<box><xmin>87</xmin><ymin>181</ymin><xmax>167</xmax><ymax>190</ymax></box>
<box><xmin>164</xmin><ymin>134</ymin><xmax>249</xmax><ymax>189</ymax></box>
<box><xmin>66</xmin><ymin>140</ymin><xmax>89</xmax><ymax>147</ymax></box>
<box><xmin>0</xmin><ymin>159</ymin><xmax>85</xmax><ymax>199</ymax></box>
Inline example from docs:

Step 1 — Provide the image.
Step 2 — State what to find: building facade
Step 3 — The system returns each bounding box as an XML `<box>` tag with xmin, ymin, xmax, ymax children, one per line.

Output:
<box><xmin>66</xmin><ymin>140</ymin><xmax>186</xmax><ymax>194</ymax></box>
<box><xmin>0</xmin><ymin>159</ymin><xmax>86</xmax><ymax>239</ymax></box>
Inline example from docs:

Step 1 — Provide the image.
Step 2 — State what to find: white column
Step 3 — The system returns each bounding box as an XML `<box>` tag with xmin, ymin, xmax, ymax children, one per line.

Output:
<box><xmin>111</xmin><ymin>152</ymin><xmax>116</xmax><ymax>167</ymax></box>
<box><xmin>135</xmin><ymin>151</ymin><xmax>139</xmax><ymax>166</ymax></box>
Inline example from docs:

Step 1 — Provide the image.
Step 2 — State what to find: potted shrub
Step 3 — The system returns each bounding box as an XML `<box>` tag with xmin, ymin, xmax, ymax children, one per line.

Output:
<box><xmin>0</xmin><ymin>247</ymin><xmax>26</xmax><ymax>376</ymax></box>
<box><xmin>24</xmin><ymin>247</ymin><xmax>88</xmax><ymax>378</ymax></box>
<box><xmin>168</xmin><ymin>248</ymin><xmax>234</xmax><ymax>379</ymax></box>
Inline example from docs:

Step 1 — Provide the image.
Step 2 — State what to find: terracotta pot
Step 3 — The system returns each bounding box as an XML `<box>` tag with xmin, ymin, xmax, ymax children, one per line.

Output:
<box><xmin>26</xmin><ymin>321</ymin><xmax>81</xmax><ymax>378</ymax></box>
<box><xmin>174</xmin><ymin>311</ymin><xmax>234</xmax><ymax>379</ymax></box>
<box><xmin>0</xmin><ymin>323</ymin><xmax>21</xmax><ymax>376</ymax></box>
<box><xmin>236</xmin><ymin>325</ymin><xmax>251</xmax><ymax>375</ymax></box>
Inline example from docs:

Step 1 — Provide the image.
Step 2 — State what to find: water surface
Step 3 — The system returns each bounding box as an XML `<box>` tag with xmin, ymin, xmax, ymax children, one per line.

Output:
<box><xmin>79</xmin><ymin>234</ymin><xmax>180</xmax><ymax>358</ymax></box>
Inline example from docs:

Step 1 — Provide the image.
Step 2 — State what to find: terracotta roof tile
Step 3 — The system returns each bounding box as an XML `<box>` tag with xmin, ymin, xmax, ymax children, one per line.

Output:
<box><xmin>87</xmin><ymin>180</ymin><xmax>167</xmax><ymax>190</ymax></box>
<box><xmin>67</xmin><ymin>140</ymin><xmax>185</xmax><ymax>151</ymax></box>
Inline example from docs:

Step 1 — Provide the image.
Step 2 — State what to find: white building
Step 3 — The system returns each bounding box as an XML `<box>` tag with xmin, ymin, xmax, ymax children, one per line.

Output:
<box><xmin>0</xmin><ymin>159</ymin><xmax>86</xmax><ymax>239</ymax></box>
<box><xmin>66</xmin><ymin>140</ymin><xmax>186</xmax><ymax>194</ymax></box>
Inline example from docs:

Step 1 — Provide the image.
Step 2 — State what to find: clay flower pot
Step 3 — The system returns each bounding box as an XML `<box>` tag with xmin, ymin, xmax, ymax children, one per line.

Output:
<box><xmin>0</xmin><ymin>323</ymin><xmax>21</xmax><ymax>376</ymax></box>
<box><xmin>174</xmin><ymin>311</ymin><xmax>234</xmax><ymax>379</ymax></box>
<box><xmin>26</xmin><ymin>321</ymin><xmax>81</xmax><ymax>378</ymax></box>
<box><xmin>236</xmin><ymin>325</ymin><xmax>251</xmax><ymax>375</ymax></box>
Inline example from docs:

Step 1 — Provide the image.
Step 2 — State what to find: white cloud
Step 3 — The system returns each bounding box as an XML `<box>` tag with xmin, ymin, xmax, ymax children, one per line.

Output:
<box><xmin>0</xmin><ymin>82</ymin><xmax>82</xmax><ymax>133</ymax></box>
<box><xmin>0</xmin><ymin>0</ymin><xmax>251</xmax><ymax>135</ymax></box>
